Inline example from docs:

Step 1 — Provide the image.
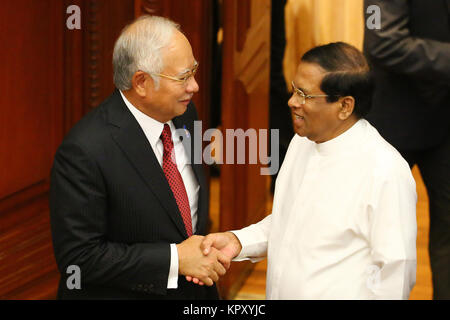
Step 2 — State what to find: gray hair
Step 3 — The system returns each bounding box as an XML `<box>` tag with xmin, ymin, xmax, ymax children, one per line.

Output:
<box><xmin>113</xmin><ymin>15</ymin><xmax>180</xmax><ymax>90</ymax></box>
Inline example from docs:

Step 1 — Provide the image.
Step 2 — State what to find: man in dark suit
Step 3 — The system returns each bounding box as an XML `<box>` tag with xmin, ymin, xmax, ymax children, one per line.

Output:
<box><xmin>364</xmin><ymin>0</ymin><xmax>450</xmax><ymax>299</ymax></box>
<box><xmin>49</xmin><ymin>15</ymin><xmax>229</xmax><ymax>299</ymax></box>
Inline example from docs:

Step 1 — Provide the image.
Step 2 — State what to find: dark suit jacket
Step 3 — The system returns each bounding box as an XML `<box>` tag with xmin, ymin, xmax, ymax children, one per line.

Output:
<box><xmin>364</xmin><ymin>0</ymin><xmax>450</xmax><ymax>150</ymax></box>
<box><xmin>50</xmin><ymin>90</ymin><xmax>218</xmax><ymax>299</ymax></box>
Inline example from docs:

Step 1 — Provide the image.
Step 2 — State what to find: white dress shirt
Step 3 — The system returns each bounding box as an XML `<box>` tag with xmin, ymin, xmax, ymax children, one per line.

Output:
<box><xmin>232</xmin><ymin>119</ymin><xmax>417</xmax><ymax>299</ymax></box>
<box><xmin>120</xmin><ymin>91</ymin><xmax>199</xmax><ymax>289</ymax></box>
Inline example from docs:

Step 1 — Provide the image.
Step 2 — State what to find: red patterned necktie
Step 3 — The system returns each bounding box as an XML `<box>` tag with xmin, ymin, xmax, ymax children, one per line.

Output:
<box><xmin>160</xmin><ymin>123</ymin><xmax>193</xmax><ymax>237</ymax></box>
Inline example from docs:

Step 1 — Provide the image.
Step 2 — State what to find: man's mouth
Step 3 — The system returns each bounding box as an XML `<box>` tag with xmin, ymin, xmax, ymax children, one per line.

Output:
<box><xmin>179</xmin><ymin>97</ymin><xmax>193</xmax><ymax>104</ymax></box>
<box><xmin>179</xmin><ymin>99</ymin><xmax>191</xmax><ymax>105</ymax></box>
<box><xmin>293</xmin><ymin>113</ymin><xmax>304</xmax><ymax>120</ymax></box>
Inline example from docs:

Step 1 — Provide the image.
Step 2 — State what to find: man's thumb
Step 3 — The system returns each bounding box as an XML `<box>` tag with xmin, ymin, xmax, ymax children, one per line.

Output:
<box><xmin>200</xmin><ymin>235</ymin><xmax>214</xmax><ymax>255</ymax></box>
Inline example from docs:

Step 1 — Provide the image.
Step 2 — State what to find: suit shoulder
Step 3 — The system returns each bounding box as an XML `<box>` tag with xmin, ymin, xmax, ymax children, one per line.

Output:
<box><xmin>59</xmin><ymin>93</ymin><xmax>117</xmax><ymax>152</ymax></box>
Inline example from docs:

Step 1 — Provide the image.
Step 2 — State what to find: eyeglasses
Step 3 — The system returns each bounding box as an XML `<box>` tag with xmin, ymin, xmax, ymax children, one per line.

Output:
<box><xmin>291</xmin><ymin>81</ymin><xmax>331</xmax><ymax>105</ymax></box>
<box><xmin>151</xmin><ymin>63</ymin><xmax>199</xmax><ymax>85</ymax></box>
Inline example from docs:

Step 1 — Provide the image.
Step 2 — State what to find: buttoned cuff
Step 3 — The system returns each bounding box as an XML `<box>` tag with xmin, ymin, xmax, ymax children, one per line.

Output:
<box><xmin>230</xmin><ymin>230</ymin><xmax>265</xmax><ymax>263</ymax></box>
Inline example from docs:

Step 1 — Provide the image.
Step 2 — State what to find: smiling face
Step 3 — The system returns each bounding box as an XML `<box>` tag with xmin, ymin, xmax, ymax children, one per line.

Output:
<box><xmin>139</xmin><ymin>30</ymin><xmax>199</xmax><ymax>123</ymax></box>
<box><xmin>288</xmin><ymin>62</ymin><xmax>354</xmax><ymax>143</ymax></box>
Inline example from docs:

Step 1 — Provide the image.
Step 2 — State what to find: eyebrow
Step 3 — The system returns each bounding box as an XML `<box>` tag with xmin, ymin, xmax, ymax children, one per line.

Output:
<box><xmin>176</xmin><ymin>61</ymin><xmax>198</xmax><ymax>76</ymax></box>
<box><xmin>293</xmin><ymin>82</ymin><xmax>310</xmax><ymax>95</ymax></box>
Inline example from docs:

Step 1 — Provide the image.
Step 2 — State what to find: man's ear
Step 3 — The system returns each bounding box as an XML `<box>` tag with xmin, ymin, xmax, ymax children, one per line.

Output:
<box><xmin>338</xmin><ymin>96</ymin><xmax>355</xmax><ymax>120</ymax></box>
<box><xmin>132</xmin><ymin>71</ymin><xmax>150</xmax><ymax>97</ymax></box>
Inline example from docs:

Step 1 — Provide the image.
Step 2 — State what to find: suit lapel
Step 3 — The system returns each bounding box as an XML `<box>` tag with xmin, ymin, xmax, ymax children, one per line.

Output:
<box><xmin>107</xmin><ymin>91</ymin><xmax>188</xmax><ymax>238</ymax></box>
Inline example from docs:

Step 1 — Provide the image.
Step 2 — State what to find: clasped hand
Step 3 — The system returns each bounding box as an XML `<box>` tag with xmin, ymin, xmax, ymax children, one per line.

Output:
<box><xmin>178</xmin><ymin>232</ymin><xmax>242</xmax><ymax>286</ymax></box>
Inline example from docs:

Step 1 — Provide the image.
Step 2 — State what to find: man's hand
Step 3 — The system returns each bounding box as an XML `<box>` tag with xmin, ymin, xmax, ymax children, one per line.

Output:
<box><xmin>201</xmin><ymin>232</ymin><xmax>242</xmax><ymax>257</ymax></box>
<box><xmin>185</xmin><ymin>232</ymin><xmax>242</xmax><ymax>285</ymax></box>
<box><xmin>177</xmin><ymin>235</ymin><xmax>231</xmax><ymax>286</ymax></box>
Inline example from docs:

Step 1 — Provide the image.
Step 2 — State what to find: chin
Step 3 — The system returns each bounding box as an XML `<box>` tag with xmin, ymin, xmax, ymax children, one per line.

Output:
<box><xmin>175</xmin><ymin>103</ymin><xmax>188</xmax><ymax>115</ymax></box>
<box><xmin>293</xmin><ymin>127</ymin><xmax>305</xmax><ymax>137</ymax></box>
<box><xmin>180</xmin><ymin>103</ymin><xmax>189</xmax><ymax>114</ymax></box>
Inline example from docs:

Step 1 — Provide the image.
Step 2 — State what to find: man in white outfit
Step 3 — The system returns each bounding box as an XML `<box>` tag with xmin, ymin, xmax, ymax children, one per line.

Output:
<box><xmin>188</xmin><ymin>42</ymin><xmax>417</xmax><ymax>299</ymax></box>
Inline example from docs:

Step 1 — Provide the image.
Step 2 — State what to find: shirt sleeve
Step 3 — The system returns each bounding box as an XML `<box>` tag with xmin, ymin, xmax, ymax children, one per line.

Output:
<box><xmin>167</xmin><ymin>243</ymin><xmax>179</xmax><ymax>289</ymax></box>
<box><xmin>231</xmin><ymin>214</ymin><xmax>272</xmax><ymax>263</ymax></box>
<box><xmin>367</xmin><ymin>165</ymin><xmax>417</xmax><ymax>299</ymax></box>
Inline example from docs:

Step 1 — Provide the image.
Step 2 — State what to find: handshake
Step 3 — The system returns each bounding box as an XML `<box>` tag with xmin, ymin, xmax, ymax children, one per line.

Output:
<box><xmin>176</xmin><ymin>232</ymin><xmax>243</xmax><ymax>286</ymax></box>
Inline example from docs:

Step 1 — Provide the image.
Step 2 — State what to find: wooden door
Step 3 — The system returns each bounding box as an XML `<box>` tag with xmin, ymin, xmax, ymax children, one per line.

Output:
<box><xmin>219</xmin><ymin>0</ymin><xmax>272</xmax><ymax>299</ymax></box>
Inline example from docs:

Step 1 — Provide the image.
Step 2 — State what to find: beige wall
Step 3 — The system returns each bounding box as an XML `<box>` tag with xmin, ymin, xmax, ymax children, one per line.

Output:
<box><xmin>283</xmin><ymin>0</ymin><xmax>364</xmax><ymax>87</ymax></box>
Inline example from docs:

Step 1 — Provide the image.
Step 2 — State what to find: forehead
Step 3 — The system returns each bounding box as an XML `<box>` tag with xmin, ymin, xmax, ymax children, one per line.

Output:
<box><xmin>294</xmin><ymin>62</ymin><xmax>326</xmax><ymax>91</ymax></box>
<box><xmin>162</xmin><ymin>31</ymin><xmax>196</xmax><ymax>72</ymax></box>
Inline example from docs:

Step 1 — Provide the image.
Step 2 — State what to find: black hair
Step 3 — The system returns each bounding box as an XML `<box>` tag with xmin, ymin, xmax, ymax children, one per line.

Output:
<box><xmin>301</xmin><ymin>42</ymin><xmax>374</xmax><ymax>118</ymax></box>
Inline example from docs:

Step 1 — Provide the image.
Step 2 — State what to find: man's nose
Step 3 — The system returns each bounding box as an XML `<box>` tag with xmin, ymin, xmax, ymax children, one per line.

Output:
<box><xmin>288</xmin><ymin>94</ymin><xmax>300</xmax><ymax>109</ymax></box>
<box><xmin>186</xmin><ymin>76</ymin><xmax>199</xmax><ymax>93</ymax></box>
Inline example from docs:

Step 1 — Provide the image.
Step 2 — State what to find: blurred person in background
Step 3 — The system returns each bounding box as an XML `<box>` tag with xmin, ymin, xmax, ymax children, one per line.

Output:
<box><xmin>364</xmin><ymin>0</ymin><xmax>450</xmax><ymax>299</ymax></box>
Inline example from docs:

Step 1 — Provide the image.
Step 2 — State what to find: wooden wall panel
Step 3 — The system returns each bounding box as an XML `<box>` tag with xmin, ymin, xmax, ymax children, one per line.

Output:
<box><xmin>82</xmin><ymin>0</ymin><xmax>135</xmax><ymax>113</ymax></box>
<box><xmin>64</xmin><ymin>0</ymin><xmax>135</xmax><ymax>130</ymax></box>
<box><xmin>236</xmin><ymin>1</ymin><xmax>271</xmax><ymax>227</ymax></box>
<box><xmin>0</xmin><ymin>1</ymin><xmax>63</xmax><ymax>202</ymax></box>
<box><xmin>0</xmin><ymin>0</ymin><xmax>64</xmax><ymax>299</ymax></box>
<box><xmin>220</xmin><ymin>0</ymin><xmax>271</xmax><ymax>299</ymax></box>
<box><xmin>64</xmin><ymin>0</ymin><xmax>84</xmax><ymax>132</ymax></box>
<box><xmin>0</xmin><ymin>0</ymin><xmax>135</xmax><ymax>299</ymax></box>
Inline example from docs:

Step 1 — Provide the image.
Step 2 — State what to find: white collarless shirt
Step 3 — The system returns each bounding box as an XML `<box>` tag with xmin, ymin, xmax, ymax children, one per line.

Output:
<box><xmin>232</xmin><ymin>119</ymin><xmax>417</xmax><ymax>299</ymax></box>
<box><xmin>120</xmin><ymin>91</ymin><xmax>199</xmax><ymax>289</ymax></box>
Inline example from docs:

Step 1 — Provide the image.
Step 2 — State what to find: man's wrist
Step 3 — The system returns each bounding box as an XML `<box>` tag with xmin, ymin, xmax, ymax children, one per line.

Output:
<box><xmin>226</xmin><ymin>231</ymin><xmax>243</xmax><ymax>254</ymax></box>
<box><xmin>227</xmin><ymin>231</ymin><xmax>243</xmax><ymax>258</ymax></box>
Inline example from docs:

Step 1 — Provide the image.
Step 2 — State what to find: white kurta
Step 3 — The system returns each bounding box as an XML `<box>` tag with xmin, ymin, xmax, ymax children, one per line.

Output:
<box><xmin>233</xmin><ymin>119</ymin><xmax>417</xmax><ymax>299</ymax></box>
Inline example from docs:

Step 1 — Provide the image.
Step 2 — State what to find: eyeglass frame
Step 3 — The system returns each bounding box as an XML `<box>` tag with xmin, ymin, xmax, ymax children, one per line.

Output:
<box><xmin>291</xmin><ymin>81</ymin><xmax>336</xmax><ymax>105</ymax></box>
<box><xmin>150</xmin><ymin>62</ymin><xmax>199</xmax><ymax>85</ymax></box>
